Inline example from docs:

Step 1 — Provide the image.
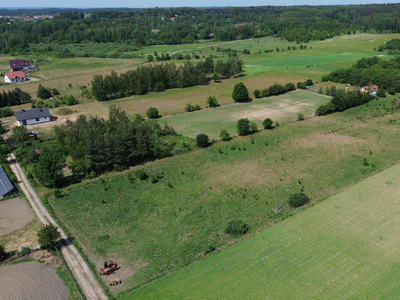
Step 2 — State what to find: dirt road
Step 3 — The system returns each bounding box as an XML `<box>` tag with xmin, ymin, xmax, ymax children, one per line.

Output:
<box><xmin>7</xmin><ymin>153</ymin><xmax>108</xmax><ymax>300</ymax></box>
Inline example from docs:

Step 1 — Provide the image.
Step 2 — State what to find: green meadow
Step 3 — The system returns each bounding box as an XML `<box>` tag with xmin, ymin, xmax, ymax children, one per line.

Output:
<box><xmin>125</xmin><ymin>160</ymin><xmax>400</xmax><ymax>299</ymax></box>
<box><xmin>160</xmin><ymin>90</ymin><xmax>330</xmax><ymax>138</ymax></box>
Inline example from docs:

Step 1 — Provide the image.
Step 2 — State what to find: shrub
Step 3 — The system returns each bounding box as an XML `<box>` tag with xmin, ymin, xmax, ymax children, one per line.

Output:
<box><xmin>18</xmin><ymin>247</ymin><xmax>31</xmax><ymax>257</ymax></box>
<box><xmin>37</xmin><ymin>84</ymin><xmax>52</xmax><ymax>100</ymax></box>
<box><xmin>154</xmin><ymin>82</ymin><xmax>165</xmax><ymax>92</ymax></box>
<box><xmin>206</xmin><ymin>96</ymin><xmax>219</xmax><ymax>107</ymax></box>
<box><xmin>196</xmin><ymin>133</ymin><xmax>209</xmax><ymax>148</ymax></box>
<box><xmin>135</xmin><ymin>169</ymin><xmax>148</xmax><ymax>180</ymax></box>
<box><xmin>253</xmin><ymin>89</ymin><xmax>261</xmax><ymax>98</ymax></box>
<box><xmin>56</xmin><ymin>108</ymin><xmax>74</xmax><ymax>115</ymax></box>
<box><xmin>377</xmin><ymin>89</ymin><xmax>386</xmax><ymax>97</ymax></box>
<box><xmin>297</xmin><ymin>113</ymin><xmax>305</xmax><ymax>121</ymax></box>
<box><xmin>0</xmin><ymin>244</ymin><xmax>7</xmax><ymax>262</ymax></box>
<box><xmin>220</xmin><ymin>129</ymin><xmax>231</xmax><ymax>141</ymax></box>
<box><xmin>305</xmin><ymin>79</ymin><xmax>314</xmax><ymax>86</ymax></box>
<box><xmin>212</xmin><ymin>73</ymin><xmax>219</xmax><ymax>82</ymax></box>
<box><xmin>289</xmin><ymin>193</ymin><xmax>310</xmax><ymax>207</ymax></box>
<box><xmin>66</xmin><ymin>95</ymin><xmax>79</xmax><ymax>106</ymax></box>
<box><xmin>237</xmin><ymin>118</ymin><xmax>250</xmax><ymax>136</ymax></box>
<box><xmin>52</xmin><ymin>88</ymin><xmax>60</xmax><ymax>96</ymax></box>
<box><xmin>146</xmin><ymin>107</ymin><xmax>159</xmax><ymax>119</ymax></box>
<box><xmin>283</xmin><ymin>83</ymin><xmax>296</xmax><ymax>92</ymax></box>
<box><xmin>1</xmin><ymin>107</ymin><xmax>13</xmax><ymax>118</ymax></box>
<box><xmin>249</xmin><ymin>121</ymin><xmax>258</xmax><ymax>132</ymax></box>
<box><xmin>232</xmin><ymin>82</ymin><xmax>249</xmax><ymax>102</ymax></box>
<box><xmin>185</xmin><ymin>103</ymin><xmax>195</xmax><ymax>112</ymax></box>
<box><xmin>150</xmin><ymin>175</ymin><xmax>158</xmax><ymax>183</ymax></box>
<box><xmin>224</xmin><ymin>219</ymin><xmax>249</xmax><ymax>236</ymax></box>
<box><xmin>297</xmin><ymin>82</ymin><xmax>307</xmax><ymax>89</ymax></box>
<box><xmin>54</xmin><ymin>189</ymin><xmax>63</xmax><ymax>198</ymax></box>
<box><xmin>262</xmin><ymin>118</ymin><xmax>273</xmax><ymax>129</ymax></box>
<box><xmin>261</xmin><ymin>88</ymin><xmax>269</xmax><ymax>97</ymax></box>
<box><xmin>388</xmin><ymin>88</ymin><xmax>396</xmax><ymax>95</ymax></box>
<box><xmin>37</xmin><ymin>224</ymin><xmax>61</xmax><ymax>250</ymax></box>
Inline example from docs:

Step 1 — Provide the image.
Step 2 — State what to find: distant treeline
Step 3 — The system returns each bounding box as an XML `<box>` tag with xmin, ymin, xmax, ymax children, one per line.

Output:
<box><xmin>91</xmin><ymin>56</ymin><xmax>243</xmax><ymax>100</ymax></box>
<box><xmin>322</xmin><ymin>56</ymin><xmax>400</xmax><ymax>93</ymax></box>
<box><xmin>2</xmin><ymin>4</ymin><xmax>400</xmax><ymax>53</ymax></box>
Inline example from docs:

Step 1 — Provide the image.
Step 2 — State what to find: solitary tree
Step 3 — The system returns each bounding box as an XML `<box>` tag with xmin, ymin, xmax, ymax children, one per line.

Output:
<box><xmin>289</xmin><ymin>193</ymin><xmax>310</xmax><ymax>208</ymax></box>
<box><xmin>232</xmin><ymin>82</ymin><xmax>249</xmax><ymax>102</ymax></box>
<box><xmin>146</xmin><ymin>107</ymin><xmax>159</xmax><ymax>119</ymax></box>
<box><xmin>212</xmin><ymin>73</ymin><xmax>219</xmax><ymax>82</ymax></box>
<box><xmin>33</xmin><ymin>148</ymin><xmax>66</xmax><ymax>187</ymax></box>
<box><xmin>253</xmin><ymin>89</ymin><xmax>261</xmax><ymax>98</ymax></box>
<box><xmin>37</xmin><ymin>84</ymin><xmax>52</xmax><ymax>100</ymax></box>
<box><xmin>206</xmin><ymin>96</ymin><xmax>219</xmax><ymax>107</ymax></box>
<box><xmin>237</xmin><ymin>118</ymin><xmax>250</xmax><ymax>136</ymax></box>
<box><xmin>196</xmin><ymin>133</ymin><xmax>209</xmax><ymax>148</ymax></box>
<box><xmin>37</xmin><ymin>224</ymin><xmax>61</xmax><ymax>250</ymax></box>
<box><xmin>220</xmin><ymin>129</ymin><xmax>230</xmax><ymax>141</ymax></box>
<box><xmin>263</xmin><ymin>118</ymin><xmax>273</xmax><ymax>129</ymax></box>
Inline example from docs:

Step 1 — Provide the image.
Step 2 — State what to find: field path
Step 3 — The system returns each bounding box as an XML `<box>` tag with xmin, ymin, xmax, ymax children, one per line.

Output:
<box><xmin>7</xmin><ymin>151</ymin><xmax>108</xmax><ymax>300</ymax></box>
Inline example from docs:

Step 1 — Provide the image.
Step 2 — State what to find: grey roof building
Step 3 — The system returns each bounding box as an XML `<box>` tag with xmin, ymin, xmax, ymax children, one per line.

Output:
<box><xmin>0</xmin><ymin>166</ymin><xmax>13</xmax><ymax>197</ymax></box>
<box><xmin>14</xmin><ymin>107</ymin><xmax>51</xmax><ymax>126</ymax></box>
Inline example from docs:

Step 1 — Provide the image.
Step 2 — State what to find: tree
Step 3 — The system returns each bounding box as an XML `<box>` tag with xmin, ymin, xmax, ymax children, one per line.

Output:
<box><xmin>237</xmin><ymin>118</ymin><xmax>250</xmax><ymax>136</ymax></box>
<box><xmin>11</xmin><ymin>125</ymin><xmax>28</xmax><ymax>143</ymax></box>
<box><xmin>147</xmin><ymin>54</ymin><xmax>154</xmax><ymax>62</ymax></box>
<box><xmin>33</xmin><ymin>148</ymin><xmax>66</xmax><ymax>187</ymax></box>
<box><xmin>305</xmin><ymin>79</ymin><xmax>314</xmax><ymax>86</ymax></box>
<box><xmin>289</xmin><ymin>193</ymin><xmax>310</xmax><ymax>207</ymax></box>
<box><xmin>283</xmin><ymin>83</ymin><xmax>296</xmax><ymax>92</ymax></box>
<box><xmin>211</xmin><ymin>73</ymin><xmax>219</xmax><ymax>82</ymax></box>
<box><xmin>0</xmin><ymin>244</ymin><xmax>7</xmax><ymax>262</ymax></box>
<box><xmin>253</xmin><ymin>89</ymin><xmax>261</xmax><ymax>98</ymax></box>
<box><xmin>250</xmin><ymin>121</ymin><xmax>258</xmax><ymax>132</ymax></box>
<box><xmin>232</xmin><ymin>82</ymin><xmax>249</xmax><ymax>102</ymax></box>
<box><xmin>146</xmin><ymin>107</ymin><xmax>159</xmax><ymax>119</ymax></box>
<box><xmin>37</xmin><ymin>224</ymin><xmax>61</xmax><ymax>250</ymax></box>
<box><xmin>37</xmin><ymin>84</ymin><xmax>51</xmax><ymax>100</ymax></box>
<box><xmin>377</xmin><ymin>89</ymin><xmax>386</xmax><ymax>97</ymax></box>
<box><xmin>262</xmin><ymin>118</ymin><xmax>273</xmax><ymax>129</ymax></box>
<box><xmin>224</xmin><ymin>219</ymin><xmax>249</xmax><ymax>236</ymax></box>
<box><xmin>206</xmin><ymin>96</ymin><xmax>219</xmax><ymax>107</ymax></box>
<box><xmin>297</xmin><ymin>113</ymin><xmax>305</xmax><ymax>121</ymax></box>
<box><xmin>220</xmin><ymin>129</ymin><xmax>230</xmax><ymax>141</ymax></box>
<box><xmin>154</xmin><ymin>82</ymin><xmax>165</xmax><ymax>92</ymax></box>
<box><xmin>196</xmin><ymin>133</ymin><xmax>209</xmax><ymax>148</ymax></box>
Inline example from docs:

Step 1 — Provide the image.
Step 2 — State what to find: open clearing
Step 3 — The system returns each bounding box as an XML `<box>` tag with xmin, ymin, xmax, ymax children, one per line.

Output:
<box><xmin>160</xmin><ymin>90</ymin><xmax>329</xmax><ymax>138</ymax></box>
<box><xmin>125</xmin><ymin>162</ymin><xmax>400</xmax><ymax>299</ymax></box>
<box><xmin>0</xmin><ymin>198</ymin><xmax>34</xmax><ymax>235</ymax></box>
<box><xmin>48</xmin><ymin>95</ymin><xmax>400</xmax><ymax>294</ymax></box>
<box><xmin>0</xmin><ymin>262</ymin><xmax>69</xmax><ymax>300</ymax></box>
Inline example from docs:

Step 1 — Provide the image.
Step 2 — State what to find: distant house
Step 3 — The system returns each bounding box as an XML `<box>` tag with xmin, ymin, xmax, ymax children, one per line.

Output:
<box><xmin>360</xmin><ymin>85</ymin><xmax>379</xmax><ymax>93</ymax></box>
<box><xmin>170</xmin><ymin>17</ymin><xmax>176</xmax><ymax>21</ymax></box>
<box><xmin>0</xmin><ymin>166</ymin><xmax>13</xmax><ymax>197</ymax></box>
<box><xmin>14</xmin><ymin>108</ymin><xmax>51</xmax><ymax>126</ymax></box>
<box><xmin>4</xmin><ymin>71</ymin><xmax>28</xmax><ymax>83</ymax></box>
<box><xmin>235</xmin><ymin>23</ymin><xmax>242</xmax><ymax>27</ymax></box>
<box><xmin>151</xmin><ymin>29</ymin><xmax>160</xmax><ymax>34</ymax></box>
<box><xmin>23</xmin><ymin>17</ymin><xmax>34</xmax><ymax>21</ymax></box>
<box><xmin>9</xmin><ymin>60</ymin><xmax>32</xmax><ymax>71</ymax></box>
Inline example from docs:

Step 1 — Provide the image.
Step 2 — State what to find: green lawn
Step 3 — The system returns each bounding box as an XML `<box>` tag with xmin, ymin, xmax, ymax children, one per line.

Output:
<box><xmin>124</xmin><ymin>160</ymin><xmax>400</xmax><ymax>299</ymax></box>
<box><xmin>160</xmin><ymin>90</ymin><xmax>330</xmax><ymax>138</ymax></box>
<box><xmin>48</xmin><ymin>95</ymin><xmax>400</xmax><ymax>295</ymax></box>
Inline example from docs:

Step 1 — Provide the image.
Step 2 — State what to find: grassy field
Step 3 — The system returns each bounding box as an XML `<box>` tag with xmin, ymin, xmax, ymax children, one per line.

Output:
<box><xmin>48</xmin><ymin>94</ymin><xmax>400</xmax><ymax>295</ymax></box>
<box><xmin>124</xmin><ymin>161</ymin><xmax>400</xmax><ymax>299</ymax></box>
<box><xmin>160</xmin><ymin>90</ymin><xmax>330</xmax><ymax>138</ymax></box>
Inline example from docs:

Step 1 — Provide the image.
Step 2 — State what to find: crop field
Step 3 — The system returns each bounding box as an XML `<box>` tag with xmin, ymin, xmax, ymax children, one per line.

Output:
<box><xmin>160</xmin><ymin>90</ymin><xmax>330</xmax><ymax>138</ymax></box>
<box><xmin>0</xmin><ymin>262</ymin><xmax>69</xmax><ymax>300</ymax></box>
<box><xmin>125</xmin><ymin>161</ymin><xmax>400</xmax><ymax>299</ymax></box>
<box><xmin>48</xmin><ymin>95</ymin><xmax>400</xmax><ymax>294</ymax></box>
<box><xmin>0</xmin><ymin>198</ymin><xmax>34</xmax><ymax>235</ymax></box>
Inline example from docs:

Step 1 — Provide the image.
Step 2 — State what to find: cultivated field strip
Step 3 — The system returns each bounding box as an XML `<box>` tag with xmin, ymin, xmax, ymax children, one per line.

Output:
<box><xmin>127</xmin><ymin>163</ymin><xmax>400</xmax><ymax>299</ymax></box>
<box><xmin>0</xmin><ymin>262</ymin><xmax>69</xmax><ymax>300</ymax></box>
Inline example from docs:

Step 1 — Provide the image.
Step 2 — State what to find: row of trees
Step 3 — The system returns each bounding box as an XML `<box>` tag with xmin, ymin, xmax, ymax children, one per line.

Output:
<box><xmin>253</xmin><ymin>82</ymin><xmax>296</xmax><ymax>99</ymax></box>
<box><xmin>91</xmin><ymin>56</ymin><xmax>243</xmax><ymax>101</ymax></box>
<box><xmin>2</xmin><ymin>4</ymin><xmax>400</xmax><ymax>53</ymax></box>
<box><xmin>0</xmin><ymin>88</ymin><xmax>31</xmax><ymax>108</ymax></box>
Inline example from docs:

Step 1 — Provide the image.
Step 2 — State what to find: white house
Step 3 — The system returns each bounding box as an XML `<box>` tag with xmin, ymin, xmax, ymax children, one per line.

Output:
<box><xmin>14</xmin><ymin>108</ymin><xmax>51</xmax><ymax>126</ymax></box>
<box><xmin>9</xmin><ymin>59</ymin><xmax>32</xmax><ymax>71</ymax></box>
<box><xmin>4</xmin><ymin>71</ymin><xmax>28</xmax><ymax>83</ymax></box>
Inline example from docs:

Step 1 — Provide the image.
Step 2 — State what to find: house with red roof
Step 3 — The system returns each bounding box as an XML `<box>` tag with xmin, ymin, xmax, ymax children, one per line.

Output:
<box><xmin>4</xmin><ymin>71</ymin><xmax>28</xmax><ymax>84</ymax></box>
<box><xmin>9</xmin><ymin>60</ymin><xmax>31</xmax><ymax>71</ymax></box>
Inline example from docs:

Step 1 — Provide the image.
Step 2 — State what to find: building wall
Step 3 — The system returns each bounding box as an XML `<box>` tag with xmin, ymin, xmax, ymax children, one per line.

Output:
<box><xmin>18</xmin><ymin>116</ymin><xmax>51</xmax><ymax>126</ymax></box>
<box><xmin>4</xmin><ymin>76</ymin><xmax>28</xmax><ymax>84</ymax></box>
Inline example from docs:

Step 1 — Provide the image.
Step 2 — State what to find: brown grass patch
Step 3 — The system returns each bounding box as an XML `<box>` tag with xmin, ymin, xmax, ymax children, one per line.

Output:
<box><xmin>298</xmin><ymin>133</ymin><xmax>365</xmax><ymax>148</ymax></box>
<box><xmin>0</xmin><ymin>198</ymin><xmax>34</xmax><ymax>235</ymax></box>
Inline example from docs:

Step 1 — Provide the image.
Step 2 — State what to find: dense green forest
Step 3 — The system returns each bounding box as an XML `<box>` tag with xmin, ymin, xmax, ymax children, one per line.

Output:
<box><xmin>2</xmin><ymin>4</ymin><xmax>400</xmax><ymax>54</ymax></box>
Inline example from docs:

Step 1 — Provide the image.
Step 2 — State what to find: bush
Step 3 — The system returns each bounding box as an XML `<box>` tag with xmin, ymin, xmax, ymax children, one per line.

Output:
<box><xmin>1</xmin><ymin>107</ymin><xmax>13</xmax><ymax>118</ymax></box>
<box><xmin>297</xmin><ymin>113</ymin><xmax>305</xmax><ymax>121</ymax></box>
<box><xmin>220</xmin><ymin>129</ymin><xmax>231</xmax><ymax>141</ymax></box>
<box><xmin>262</xmin><ymin>118</ymin><xmax>273</xmax><ymax>129</ymax></box>
<box><xmin>224</xmin><ymin>219</ymin><xmax>249</xmax><ymax>236</ymax></box>
<box><xmin>54</xmin><ymin>189</ymin><xmax>63</xmax><ymax>198</ymax></box>
<box><xmin>0</xmin><ymin>244</ymin><xmax>7</xmax><ymax>262</ymax></box>
<box><xmin>37</xmin><ymin>84</ymin><xmax>52</xmax><ymax>100</ymax></box>
<box><xmin>206</xmin><ymin>96</ymin><xmax>219</xmax><ymax>107</ymax></box>
<box><xmin>196</xmin><ymin>133</ymin><xmax>209</xmax><ymax>148</ymax></box>
<box><xmin>37</xmin><ymin>224</ymin><xmax>61</xmax><ymax>250</ymax></box>
<box><xmin>185</xmin><ymin>103</ymin><xmax>201</xmax><ymax>112</ymax></box>
<box><xmin>212</xmin><ymin>73</ymin><xmax>219</xmax><ymax>82</ymax></box>
<box><xmin>52</xmin><ymin>88</ymin><xmax>60</xmax><ymax>96</ymax></box>
<box><xmin>135</xmin><ymin>169</ymin><xmax>148</xmax><ymax>180</ymax></box>
<box><xmin>18</xmin><ymin>247</ymin><xmax>31</xmax><ymax>257</ymax></box>
<box><xmin>237</xmin><ymin>118</ymin><xmax>250</xmax><ymax>136</ymax></box>
<box><xmin>377</xmin><ymin>89</ymin><xmax>386</xmax><ymax>97</ymax></box>
<box><xmin>154</xmin><ymin>82</ymin><xmax>165</xmax><ymax>92</ymax></box>
<box><xmin>261</xmin><ymin>88</ymin><xmax>269</xmax><ymax>97</ymax></box>
<box><xmin>297</xmin><ymin>82</ymin><xmax>307</xmax><ymax>89</ymax></box>
<box><xmin>56</xmin><ymin>108</ymin><xmax>74</xmax><ymax>115</ymax></box>
<box><xmin>253</xmin><ymin>89</ymin><xmax>261</xmax><ymax>98</ymax></box>
<box><xmin>289</xmin><ymin>193</ymin><xmax>310</xmax><ymax>207</ymax></box>
<box><xmin>283</xmin><ymin>83</ymin><xmax>296</xmax><ymax>92</ymax></box>
<box><xmin>305</xmin><ymin>79</ymin><xmax>314</xmax><ymax>86</ymax></box>
<box><xmin>146</xmin><ymin>107</ymin><xmax>159</xmax><ymax>119</ymax></box>
<box><xmin>232</xmin><ymin>82</ymin><xmax>249</xmax><ymax>102</ymax></box>
<box><xmin>66</xmin><ymin>95</ymin><xmax>79</xmax><ymax>106</ymax></box>
<box><xmin>249</xmin><ymin>121</ymin><xmax>258</xmax><ymax>132</ymax></box>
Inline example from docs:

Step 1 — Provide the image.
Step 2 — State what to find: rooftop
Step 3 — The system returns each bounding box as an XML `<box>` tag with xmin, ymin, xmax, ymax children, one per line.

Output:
<box><xmin>14</xmin><ymin>107</ymin><xmax>51</xmax><ymax>122</ymax></box>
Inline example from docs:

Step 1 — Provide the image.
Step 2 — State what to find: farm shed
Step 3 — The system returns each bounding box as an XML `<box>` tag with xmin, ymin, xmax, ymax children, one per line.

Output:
<box><xmin>14</xmin><ymin>107</ymin><xmax>51</xmax><ymax>126</ymax></box>
<box><xmin>0</xmin><ymin>166</ymin><xmax>13</xmax><ymax>197</ymax></box>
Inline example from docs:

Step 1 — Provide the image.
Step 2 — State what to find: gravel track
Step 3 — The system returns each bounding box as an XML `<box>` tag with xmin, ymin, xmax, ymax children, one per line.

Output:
<box><xmin>0</xmin><ymin>262</ymin><xmax>69</xmax><ymax>300</ymax></box>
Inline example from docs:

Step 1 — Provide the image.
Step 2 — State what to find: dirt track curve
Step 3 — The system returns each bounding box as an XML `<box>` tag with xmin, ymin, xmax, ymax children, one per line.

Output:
<box><xmin>7</xmin><ymin>152</ymin><xmax>108</xmax><ymax>300</ymax></box>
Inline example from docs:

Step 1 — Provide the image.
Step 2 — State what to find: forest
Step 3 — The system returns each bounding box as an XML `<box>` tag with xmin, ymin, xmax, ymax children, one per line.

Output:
<box><xmin>2</xmin><ymin>4</ymin><xmax>400</xmax><ymax>54</ymax></box>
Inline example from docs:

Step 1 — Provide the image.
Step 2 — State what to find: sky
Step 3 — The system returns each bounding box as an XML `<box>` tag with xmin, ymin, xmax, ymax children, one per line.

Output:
<box><xmin>0</xmin><ymin>0</ymin><xmax>399</xmax><ymax>9</ymax></box>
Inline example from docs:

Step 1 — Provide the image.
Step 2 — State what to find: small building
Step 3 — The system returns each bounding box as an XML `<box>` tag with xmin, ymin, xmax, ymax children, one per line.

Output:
<box><xmin>0</xmin><ymin>166</ymin><xmax>14</xmax><ymax>197</ymax></box>
<box><xmin>9</xmin><ymin>60</ymin><xmax>32</xmax><ymax>72</ymax></box>
<box><xmin>360</xmin><ymin>85</ymin><xmax>379</xmax><ymax>93</ymax></box>
<box><xmin>4</xmin><ymin>71</ymin><xmax>28</xmax><ymax>83</ymax></box>
<box><xmin>14</xmin><ymin>107</ymin><xmax>51</xmax><ymax>126</ymax></box>
<box><xmin>170</xmin><ymin>17</ymin><xmax>176</xmax><ymax>21</ymax></box>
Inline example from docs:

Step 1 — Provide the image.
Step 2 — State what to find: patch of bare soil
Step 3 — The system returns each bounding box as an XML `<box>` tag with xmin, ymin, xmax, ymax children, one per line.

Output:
<box><xmin>0</xmin><ymin>198</ymin><xmax>34</xmax><ymax>236</ymax></box>
<box><xmin>29</xmin><ymin>250</ymin><xmax>61</xmax><ymax>269</ymax></box>
<box><xmin>0</xmin><ymin>261</ymin><xmax>69</xmax><ymax>300</ymax></box>
<box><xmin>298</xmin><ymin>133</ymin><xmax>365</xmax><ymax>148</ymax></box>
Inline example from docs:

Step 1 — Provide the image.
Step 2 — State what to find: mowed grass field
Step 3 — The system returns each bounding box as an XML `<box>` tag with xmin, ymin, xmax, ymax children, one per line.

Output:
<box><xmin>160</xmin><ymin>90</ymin><xmax>330</xmax><ymax>138</ymax></box>
<box><xmin>48</xmin><ymin>95</ymin><xmax>400</xmax><ymax>294</ymax></box>
<box><xmin>125</xmin><ymin>161</ymin><xmax>400</xmax><ymax>299</ymax></box>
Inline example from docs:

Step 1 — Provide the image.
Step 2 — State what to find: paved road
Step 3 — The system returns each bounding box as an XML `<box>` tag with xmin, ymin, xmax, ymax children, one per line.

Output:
<box><xmin>8</xmin><ymin>152</ymin><xmax>108</xmax><ymax>300</ymax></box>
